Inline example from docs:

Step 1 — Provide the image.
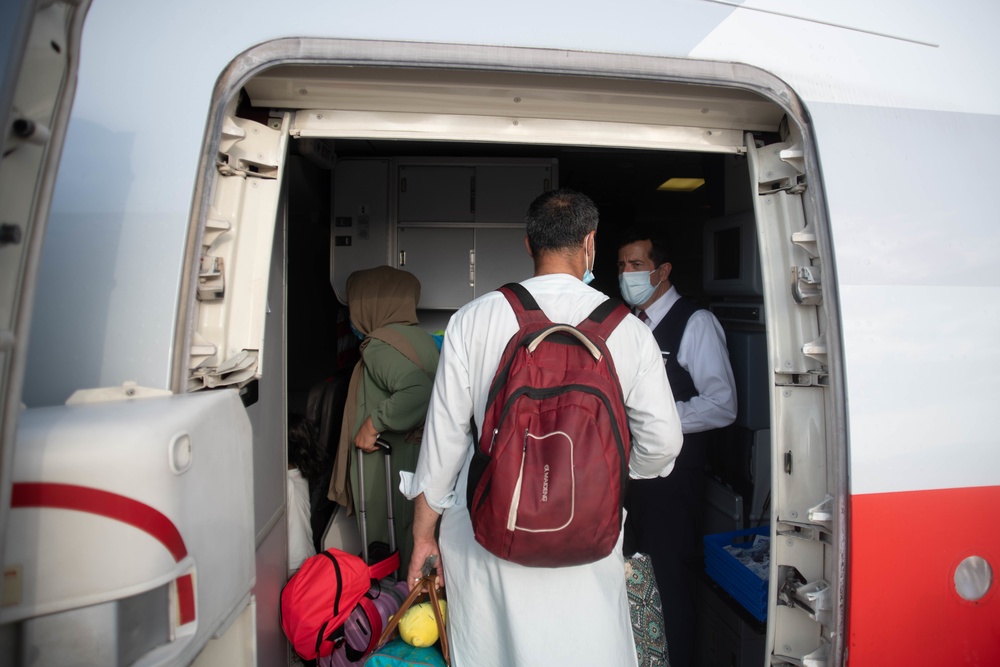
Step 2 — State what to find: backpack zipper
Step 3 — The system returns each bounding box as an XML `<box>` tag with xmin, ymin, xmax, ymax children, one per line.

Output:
<box><xmin>506</xmin><ymin>427</ymin><xmax>529</xmax><ymax>531</ymax></box>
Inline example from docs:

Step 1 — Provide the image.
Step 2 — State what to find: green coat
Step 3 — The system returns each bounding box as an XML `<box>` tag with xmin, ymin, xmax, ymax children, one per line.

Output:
<box><xmin>350</xmin><ymin>323</ymin><xmax>439</xmax><ymax>574</ymax></box>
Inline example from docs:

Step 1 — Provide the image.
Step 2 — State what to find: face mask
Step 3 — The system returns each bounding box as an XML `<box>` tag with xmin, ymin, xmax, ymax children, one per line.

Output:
<box><xmin>350</xmin><ymin>321</ymin><xmax>365</xmax><ymax>340</ymax></box>
<box><xmin>619</xmin><ymin>268</ymin><xmax>661</xmax><ymax>306</ymax></box>
<box><xmin>583</xmin><ymin>237</ymin><xmax>596</xmax><ymax>285</ymax></box>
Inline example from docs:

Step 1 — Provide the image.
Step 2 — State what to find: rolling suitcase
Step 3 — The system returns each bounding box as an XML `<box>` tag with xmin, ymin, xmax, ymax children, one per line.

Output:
<box><xmin>320</xmin><ymin>438</ymin><xmax>404</xmax><ymax>666</ymax></box>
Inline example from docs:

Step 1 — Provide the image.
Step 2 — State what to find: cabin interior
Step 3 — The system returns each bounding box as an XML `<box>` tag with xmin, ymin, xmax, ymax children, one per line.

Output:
<box><xmin>277</xmin><ymin>129</ymin><xmax>773</xmax><ymax>666</ymax></box>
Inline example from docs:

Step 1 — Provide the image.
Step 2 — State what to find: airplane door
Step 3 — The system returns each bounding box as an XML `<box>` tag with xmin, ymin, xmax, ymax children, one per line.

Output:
<box><xmin>0</xmin><ymin>0</ymin><xmax>90</xmax><ymax>583</ymax></box>
<box><xmin>0</xmin><ymin>4</ymin><xmax>266</xmax><ymax>664</ymax></box>
<box><xmin>746</xmin><ymin>129</ymin><xmax>843</xmax><ymax>666</ymax></box>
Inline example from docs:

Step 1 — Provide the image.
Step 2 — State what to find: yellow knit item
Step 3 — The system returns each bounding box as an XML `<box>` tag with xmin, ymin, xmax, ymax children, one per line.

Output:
<box><xmin>398</xmin><ymin>600</ymin><xmax>448</xmax><ymax>647</ymax></box>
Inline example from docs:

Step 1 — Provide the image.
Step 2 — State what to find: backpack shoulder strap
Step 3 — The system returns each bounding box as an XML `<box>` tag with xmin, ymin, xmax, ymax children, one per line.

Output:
<box><xmin>578</xmin><ymin>298</ymin><xmax>630</xmax><ymax>342</ymax></box>
<box><xmin>498</xmin><ymin>283</ymin><xmax>550</xmax><ymax>328</ymax></box>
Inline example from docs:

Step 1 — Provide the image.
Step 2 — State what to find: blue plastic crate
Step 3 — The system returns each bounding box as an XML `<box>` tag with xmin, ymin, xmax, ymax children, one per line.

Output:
<box><xmin>703</xmin><ymin>525</ymin><xmax>769</xmax><ymax>622</ymax></box>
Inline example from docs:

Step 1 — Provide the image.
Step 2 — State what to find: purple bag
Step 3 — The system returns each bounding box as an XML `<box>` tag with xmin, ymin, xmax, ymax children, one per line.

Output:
<box><xmin>320</xmin><ymin>580</ymin><xmax>410</xmax><ymax>666</ymax></box>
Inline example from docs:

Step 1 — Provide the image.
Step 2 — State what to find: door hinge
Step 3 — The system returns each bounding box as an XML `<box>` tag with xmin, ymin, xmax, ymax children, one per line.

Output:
<box><xmin>198</xmin><ymin>255</ymin><xmax>225</xmax><ymax>301</ymax></box>
<box><xmin>792</xmin><ymin>265</ymin><xmax>822</xmax><ymax>305</ymax></box>
<box><xmin>774</xmin><ymin>372</ymin><xmax>827</xmax><ymax>387</ymax></box>
<box><xmin>774</xmin><ymin>640</ymin><xmax>831</xmax><ymax>667</ymax></box>
<box><xmin>807</xmin><ymin>494</ymin><xmax>835</xmax><ymax>527</ymax></box>
<box><xmin>778</xmin><ymin>567</ymin><xmax>833</xmax><ymax>626</ymax></box>
<box><xmin>754</xmin><ymin>137</ymin><xmax>807</xmax><ymax>194</ymax></box>
<box><xmin>189</xmin><ymin>350</ymin><xmax>258</xmax><ymax>391</ymax></box>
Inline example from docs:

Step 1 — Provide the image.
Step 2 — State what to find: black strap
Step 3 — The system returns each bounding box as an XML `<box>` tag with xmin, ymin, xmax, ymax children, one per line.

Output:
<box><xmin>501</xmin><ymin>282</ymin><xmax>540</xmax><ymax>311</ymax></box>
<box><xmin>650</xmin><ymin>297</ymin><xmax>701</xmax><ymax>402</ymax></box>
<box><xmin>500</xmin><ymin>283</ymin><xmax>627</xmax><ymax>338</ymax></box>
<box><xmin>587</xmin><ymin>297</ymin><xmax>624</xmax><ymax>324</ymax></box>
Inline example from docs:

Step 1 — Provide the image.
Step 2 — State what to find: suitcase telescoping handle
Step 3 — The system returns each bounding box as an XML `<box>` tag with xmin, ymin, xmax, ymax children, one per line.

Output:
<box><xmin>357</xmin><ymin>437</ymin><xmax>396</xmax><ymax>566</ymax></box>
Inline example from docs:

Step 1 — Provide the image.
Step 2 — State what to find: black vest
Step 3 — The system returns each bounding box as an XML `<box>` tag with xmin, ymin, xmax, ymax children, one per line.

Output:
<box><xmin>650</xmin><ymin>297</ymin><xmax>701</xmax><ymax>403</ymax></box>
<box><xmin>650</xmin><ymin>297</ymin><xmax>711</xmax><ymax>470</ymax></box>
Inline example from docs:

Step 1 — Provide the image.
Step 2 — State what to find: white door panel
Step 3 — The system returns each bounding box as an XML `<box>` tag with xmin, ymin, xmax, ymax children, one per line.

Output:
<box><xmin>2</xmin><ymin>389</ymin><xmax>254</xmax><ymax>666</ymax></box>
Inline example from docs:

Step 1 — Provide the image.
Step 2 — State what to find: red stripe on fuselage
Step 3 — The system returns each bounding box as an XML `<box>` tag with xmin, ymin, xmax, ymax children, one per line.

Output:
<box><xmin>11</xmin><ymin>482</ymin><xmax>188</xmax><ymax>561</ymax></box>
<box><xmin>176</xmin><ymin>573</ymin><xmax>196</xmax><ymax>625</ymax></box>
<box><xmin>849</xmin><ymin>486</ymin><xmax>1000</xmax><ymax>665</ymax></box>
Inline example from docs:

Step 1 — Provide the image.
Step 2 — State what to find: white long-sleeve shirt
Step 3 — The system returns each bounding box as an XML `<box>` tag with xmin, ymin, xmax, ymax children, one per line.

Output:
<box><xmin>401</xmin><ymin>274</ymin><xmax>682</xmax><ymax>667</ymax></box>
<box><xmin>640</xmin><ymin>286</ymin><xmax>737</xmax><ymax>434</ymax></box>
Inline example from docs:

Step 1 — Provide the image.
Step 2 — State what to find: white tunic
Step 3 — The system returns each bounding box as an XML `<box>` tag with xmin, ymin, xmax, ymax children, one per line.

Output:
<box><xmin>286</xmin><ymin>467</ymin><xmax>315</xmax><ymax>574</ymax></box>
<box><xmin>402</xmin><ymin>274</ymin><xmax>683</xmax><ymax>667</ymax></box>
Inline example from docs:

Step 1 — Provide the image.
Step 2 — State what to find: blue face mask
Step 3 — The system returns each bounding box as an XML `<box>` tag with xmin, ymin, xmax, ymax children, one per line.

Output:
<box><xmin>619</xmin><ymin>268</ymin><xmax>661</xmax><ymax>307</ymax></box>
<box><xmin>583</xmin><ymin>238</ymin><xmax>596</xmax><ymax>285</ymax></box>
<box><xmin>350</xmin><ymin>322</ymin><xmax>365</xmax><ymax>340</ymax></box>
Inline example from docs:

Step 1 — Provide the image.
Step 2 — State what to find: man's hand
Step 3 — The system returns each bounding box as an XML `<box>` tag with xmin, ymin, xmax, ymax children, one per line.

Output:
<box><xmin>410</xmin><ymin>493</ymin><xmax>444</xmax><ymax>591</ymax></box>
<box><xmin>354</xmin><ymin>416</ymin><xmax>380</xmax><ymax>452</ymax></box>
<box><xmin>409</xmin><ymin>538</ymin><xmax>443</xmax><ymax>592</ymax></box>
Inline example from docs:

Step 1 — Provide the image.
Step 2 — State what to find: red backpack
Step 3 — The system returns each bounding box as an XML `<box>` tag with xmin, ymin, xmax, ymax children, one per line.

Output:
<box><xmin>467</xmin><ymin>283</ymin><xmax>632</xmax><ymax>567</ymax></box>
<box><xmin>281</xmin><ymin>548</ymin><xmax>399</xmax><ymax>661</ymax></box>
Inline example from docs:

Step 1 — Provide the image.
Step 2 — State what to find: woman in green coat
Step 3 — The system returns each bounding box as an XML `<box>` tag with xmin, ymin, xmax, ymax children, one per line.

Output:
<box><xmin>329</xmin><ymin>266</ymin><xmax>439</xmax><ymax>575</ymax></box>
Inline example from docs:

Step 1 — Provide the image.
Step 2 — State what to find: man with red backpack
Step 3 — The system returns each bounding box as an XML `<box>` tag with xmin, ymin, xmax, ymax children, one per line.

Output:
<box><xmin>401</xmin><ymin>188</ymin><xmax>683</xmax><ymax>666</ymax></box>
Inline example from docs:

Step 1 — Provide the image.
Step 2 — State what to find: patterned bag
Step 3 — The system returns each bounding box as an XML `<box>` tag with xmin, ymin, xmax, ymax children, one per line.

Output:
<box><xmin>364</xmin><ymin>637</ymin><xmax>449</xmax><ymax>667</ymax></box>
<box><xmin>626</xmin><ymin>553</ymin><xmax>669</xmax><ymax>667</ymax></box>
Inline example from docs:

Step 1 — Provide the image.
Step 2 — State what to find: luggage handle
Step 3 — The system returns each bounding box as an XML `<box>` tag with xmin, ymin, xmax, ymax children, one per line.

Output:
<box><xmin>357</xmin><ymin>437</ymin><xmax>397</xmax><ymax>569</ymax></box>
<box><xmin>373</xmin><ymin>562</ymin><xmax>450</xmax><ymax>665</ymax></box>
<box><xmin>526</xmin><ymin>324</ymin><xmax>602</xmax><ymax>360</ymax></box>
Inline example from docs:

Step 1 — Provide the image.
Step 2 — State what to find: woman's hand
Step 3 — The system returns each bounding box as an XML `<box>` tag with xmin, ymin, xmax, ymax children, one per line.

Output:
<box><xmin>353</xmin><ymin>416</ymin><xmax>380</xmax><ymax>452</ymax></box>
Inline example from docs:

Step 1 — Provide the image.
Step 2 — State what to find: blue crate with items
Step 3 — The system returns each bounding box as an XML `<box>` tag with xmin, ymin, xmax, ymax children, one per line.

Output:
<box><xmin>703</xmin><ymin>525</ymin><xmax>770</xmax><ymax>622</ymax></box>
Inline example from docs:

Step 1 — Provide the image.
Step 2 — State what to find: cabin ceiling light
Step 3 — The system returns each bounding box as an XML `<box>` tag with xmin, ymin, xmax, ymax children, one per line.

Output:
<box><xmin>657</xmin><ymin>177</ymin><xmax>705</xmax><ymax>192</ymax></box>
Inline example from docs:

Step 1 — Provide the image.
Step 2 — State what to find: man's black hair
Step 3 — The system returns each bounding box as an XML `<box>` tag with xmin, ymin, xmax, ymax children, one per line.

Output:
<box><xmin>525</xmin><ymin>188</ymin><xmax>599</xmax><ymax>255</ymax></box>
<box><xmin>618</xmin><ymin>225</ymin><xmax>672</xmax><ymax>267</ymax></box>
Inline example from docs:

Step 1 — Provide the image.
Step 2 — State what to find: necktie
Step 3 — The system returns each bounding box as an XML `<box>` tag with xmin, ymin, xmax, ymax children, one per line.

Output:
<box><xmin>638</xmin><ymin>310</ymin><xmax>649</xmax><ymax>324</ymax></box>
